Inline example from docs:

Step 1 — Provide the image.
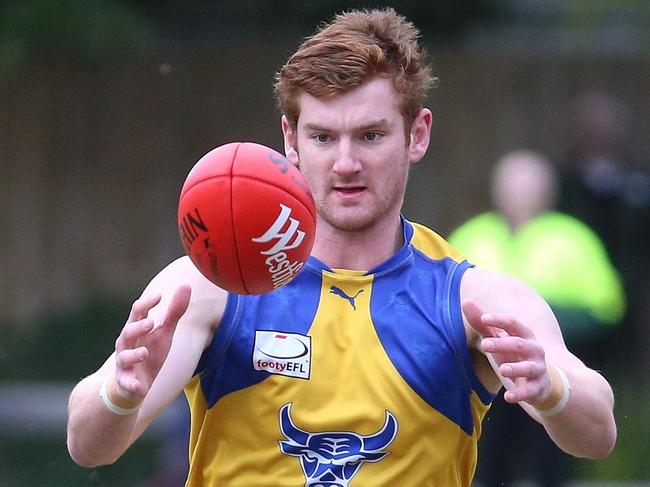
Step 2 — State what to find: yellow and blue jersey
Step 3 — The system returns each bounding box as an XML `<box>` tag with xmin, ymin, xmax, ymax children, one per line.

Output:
<box><xmin>184</xmin><ymin>218</ymin><xmax>494</xmax><ymax>486</ymax></box>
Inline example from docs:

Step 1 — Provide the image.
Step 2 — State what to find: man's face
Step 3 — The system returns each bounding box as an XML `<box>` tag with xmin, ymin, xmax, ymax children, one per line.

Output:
<box><xmin>282</xmin><ymin>77</ymin><xmax>429</xmax><ymax>234</ymax></box>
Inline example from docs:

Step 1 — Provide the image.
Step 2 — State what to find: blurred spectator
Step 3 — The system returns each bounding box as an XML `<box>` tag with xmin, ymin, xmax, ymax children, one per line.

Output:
<box><xmin>449</xmin><ymin>150</ymin><xmax>625</xmax><ymax>486</ymax></box>
<box><xmin>557</xmin><ymin>90</ymin><xmax>650</xmax><ymax>375</ymax></box>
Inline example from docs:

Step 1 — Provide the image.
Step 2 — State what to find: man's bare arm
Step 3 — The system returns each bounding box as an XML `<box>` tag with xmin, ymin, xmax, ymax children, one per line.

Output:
<box><xmin>462</xmin><ymin>267</ymin><xmax>616</xmax><ymax>459</ymax></box>
<box><xmin>66</xmin><ymin>257</ymin><xmax>225</xmax><ymax>467</ymax></box>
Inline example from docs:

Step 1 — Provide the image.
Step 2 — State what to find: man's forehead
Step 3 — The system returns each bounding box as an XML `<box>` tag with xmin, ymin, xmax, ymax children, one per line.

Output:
<box><xmin>295</xmin><ymin>80</ymin><xmax>402</xmax><ymax>131</ymax></box>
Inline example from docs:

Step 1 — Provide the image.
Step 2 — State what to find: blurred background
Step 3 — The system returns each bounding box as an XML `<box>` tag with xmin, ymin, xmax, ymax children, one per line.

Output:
<box><xmin>0</xmin><ymin>1</ymin><xmax>648</xmax><ymax>486</ymax></box>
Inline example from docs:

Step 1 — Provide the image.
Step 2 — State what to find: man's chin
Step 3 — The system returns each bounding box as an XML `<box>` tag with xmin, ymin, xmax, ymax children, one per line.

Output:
<box><xmin>321</xmin><ymin>209</ymin><xmax>376</xmax><ymax>233</ymax></box>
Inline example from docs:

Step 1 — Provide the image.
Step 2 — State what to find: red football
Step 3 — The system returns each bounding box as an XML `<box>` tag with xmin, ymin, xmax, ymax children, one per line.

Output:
<box><xmin>178</xmin><ymin>142</ymin><xmax>316</xmax><ymax>294</ymax></box>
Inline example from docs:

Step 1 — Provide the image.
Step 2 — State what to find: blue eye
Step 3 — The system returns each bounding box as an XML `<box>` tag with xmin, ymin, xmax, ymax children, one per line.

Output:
<box><xmin>363</xmin><ymin>132</ymin><xmax>381</xmax><ymax>142</ymax></box>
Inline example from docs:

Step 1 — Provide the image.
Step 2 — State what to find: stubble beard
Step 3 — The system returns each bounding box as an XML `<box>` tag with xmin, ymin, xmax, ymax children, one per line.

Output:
<box><xmin>317</xmin><ymin>187</ymin><xmax>404</xmax><ymax>234</ymax></box>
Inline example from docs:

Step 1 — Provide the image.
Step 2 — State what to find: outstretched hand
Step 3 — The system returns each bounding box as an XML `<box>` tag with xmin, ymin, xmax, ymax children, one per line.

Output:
<box><xmin>462</xmin><ymin>299</ymin><xmax>553</xmax><ymax>407</ymax></box>
<box><xmin>113</xmin><ymin>284</ymin><xmax>192</xmax><ymax>403</ymax></box>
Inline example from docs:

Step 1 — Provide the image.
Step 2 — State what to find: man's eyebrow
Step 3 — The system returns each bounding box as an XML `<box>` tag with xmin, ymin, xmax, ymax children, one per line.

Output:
<box><xmin>357</xmin><ymin>119</ymin><xmax>389</xmax><ymax>131</ymax></box>
<box><xmin>303</xmin><ymin>123</ymin><xmax>330</xmax><ymax>132</ymax></box>
<box><xmin>302</xmin><ymin>119</ymin><xmax>389</xmax><ymax>132</ymax></box>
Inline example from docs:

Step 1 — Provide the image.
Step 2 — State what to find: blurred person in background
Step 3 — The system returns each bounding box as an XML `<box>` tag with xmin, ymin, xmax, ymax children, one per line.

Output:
<box><xmin>558</xmin><ymin>90</ymin><xmax>650</xmax><ymax>376</ymax></box>
<box><xmin>558</xmin><ymin>91</ymin><xmax>648</xmax><ymax>270</ymax></box>
<box><xmin>449</xmin><ymin>149</ymin><xmax>625</xmax><ymax>486</ymax></box>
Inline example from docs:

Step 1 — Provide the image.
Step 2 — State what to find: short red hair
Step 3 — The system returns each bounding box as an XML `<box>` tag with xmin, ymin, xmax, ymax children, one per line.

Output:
<box><xmin>274</xmin><ymin>8</ymin><xmax>434</xmax><ymax>133</ymax></box>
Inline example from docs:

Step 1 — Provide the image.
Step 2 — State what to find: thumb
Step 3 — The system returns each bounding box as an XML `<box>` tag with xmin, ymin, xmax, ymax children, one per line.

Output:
<box><xmin>461</xmin><ymin>299</ymin><xmax>495</xmax><ymax>338</ymax></box>
<box><xmin>160</xmin><ymin>284</ymin><xmax>192</xmax><ymax>330</ymax></box>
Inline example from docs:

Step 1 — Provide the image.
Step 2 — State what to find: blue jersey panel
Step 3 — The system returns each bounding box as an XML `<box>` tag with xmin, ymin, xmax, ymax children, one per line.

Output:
<box><xmin>371</xmin><ymin>254</ymin><xmax>477</xmax><ymax>435</ymax></box>
<box><xmin>196</xmin><ymin>267</ymin><xmax>323</xmax><ymax>408</ymax></box>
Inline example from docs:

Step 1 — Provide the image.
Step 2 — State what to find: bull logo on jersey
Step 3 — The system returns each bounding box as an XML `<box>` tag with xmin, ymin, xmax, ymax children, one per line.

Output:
<box><xmin>279</xmin><ymin>403</ymin><xmax>398</xmax><ymax>486</ymax></box>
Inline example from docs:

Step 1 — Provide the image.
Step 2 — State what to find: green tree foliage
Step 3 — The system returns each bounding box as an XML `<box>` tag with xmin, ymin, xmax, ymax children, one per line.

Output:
<box><xmin>0</xmin><ymin>0</ymin><xmax>152</xmax><ymax>75</ymax></box>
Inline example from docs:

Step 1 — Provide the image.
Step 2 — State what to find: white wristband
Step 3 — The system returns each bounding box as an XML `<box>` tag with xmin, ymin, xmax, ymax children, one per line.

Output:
<box><xmin>536</xmin><ymin>366</ymin><xmax>571</xmax><ymax>417</ymax></box>
<box><xmin>99</xmin><ymin>374</ymin><xmax>141</xmax><ymax>416</ymax></box>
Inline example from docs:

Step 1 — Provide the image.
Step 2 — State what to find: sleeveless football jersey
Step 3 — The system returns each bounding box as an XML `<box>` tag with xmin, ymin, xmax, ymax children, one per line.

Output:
<box><xmin>184</xmin><ymin>218</ymin><xmax>494</xmax><ymax>486</ymax></box>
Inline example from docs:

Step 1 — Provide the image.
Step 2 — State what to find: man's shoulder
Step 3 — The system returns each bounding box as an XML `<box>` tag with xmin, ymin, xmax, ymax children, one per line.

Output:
<box><xmin>157</xmin><ymin>256</ymin><xmax>225</xmax><ymax>291</ymax></box>
<box><xmin>407</xmin><ymin>220</ymin><xmax>466</xmax><ymax>262</ymax></box>
<box><xmin>148</xmin><ymin>256</ymin><xmax>228</xmax><ymax>330</ymax></box>
<box><xmin>460</xmin><ymin>266</ymin><xmax>541</xmax><ymax>314</ymax></box>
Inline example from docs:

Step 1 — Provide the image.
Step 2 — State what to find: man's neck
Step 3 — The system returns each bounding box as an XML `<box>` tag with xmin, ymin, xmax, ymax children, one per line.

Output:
<box><xmin>311</xmin><ymin>216</ymin><xmax>404</xmax><ymax>271</ymax></box>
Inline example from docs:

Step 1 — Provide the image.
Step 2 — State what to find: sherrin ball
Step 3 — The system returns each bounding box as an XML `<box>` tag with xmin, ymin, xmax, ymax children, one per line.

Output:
<box><xmin>178</xmin><ymin>142</ymin><xmax>316</xmax><ymax>294</ymax></box>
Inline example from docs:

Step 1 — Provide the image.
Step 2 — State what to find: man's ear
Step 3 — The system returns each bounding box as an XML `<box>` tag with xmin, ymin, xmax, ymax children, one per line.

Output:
<box><xmin>408</xmin><ymin>108</ymin><xmax>433</xmax><ymax>164</ymax></box>
<box><xmin>281</xmin><ymin>115</ymin><xmax>299</xmax><ymax>167</ymax></box>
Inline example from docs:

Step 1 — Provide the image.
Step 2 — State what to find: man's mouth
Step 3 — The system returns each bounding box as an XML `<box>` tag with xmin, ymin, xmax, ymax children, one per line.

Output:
<box><xmin>334</xmin><ymin>186</ymin><xmax>365</xmax><ymax>194</ymax></box>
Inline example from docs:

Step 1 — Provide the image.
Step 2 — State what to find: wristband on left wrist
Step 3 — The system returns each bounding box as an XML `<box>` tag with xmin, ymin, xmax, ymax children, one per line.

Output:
<box><xmin>534</xmin><ymin>364</ymin><xmax>571</xmax><ymax>417</ymax></box>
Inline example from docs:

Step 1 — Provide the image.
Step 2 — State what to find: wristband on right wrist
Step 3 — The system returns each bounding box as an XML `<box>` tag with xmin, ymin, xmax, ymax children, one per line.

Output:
<box><xmin>99</xmin><ymin>372</ymin><xmax>142</xmax><ymax>416</ymax></box>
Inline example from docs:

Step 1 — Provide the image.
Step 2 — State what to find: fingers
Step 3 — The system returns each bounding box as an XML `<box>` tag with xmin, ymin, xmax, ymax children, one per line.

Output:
<box><xmin>499</xmin><ymin>360</ymin><xmax>546</xmax><ymax>381</ymax></box>
<box><xmin>114</xmin><ymin>370</ymin><xmax>146</xmax><ymax>399</ymax></box>
<box><xmin>115</xmin><ymin>318</ymin><xmax>154</xmax><ymax>352</ymax></box>
<box><xmin>463</xmin><ymin>299</ymin><xmax>537</xmax><ymax>341</ymax></box>
<box><xmin>481</xmin><ymin>335</ymin><xmax>544</xmax><ymax>359</ymax></box>
<box><xmin>118</xmin><ymin>285</ymin><xmax>190</xmax><ymax>347</ymax></box>
<box><xmin>464</xmin><ymin>299</ymin><xmax>556</xmax><ymax>407</ymax></box>
<box><xmin>157</xmin><ymin>284</ymin><xmax>191</xmax><ymax>331</ymax></box>
<box><xmin>503</xmin><ymin>375</ymin><xmax>549</xmax><ymax>405</ymax></box>
<box><xmin>461</xmin><ymin>299</ymin><xmax>496</xmax><ymax>338</ymax></box>
<box><xmin>115</xmin><ymin>347</ymin><xmax>149</xmax><ymax>369</ymax></box>
<box><xmin>482</xmin><ymin>312</ymin><xmax>535</xmax><ymax>340</ymax></box>
<box><xmin>497</xmin><ymin>357</ymin><xmax>550</xmax><ymax>405</ymax></box>
<box><xmin>111</xmin><ymin>285</ymin><xmax>191</xmax><ymax>398</ymax></box>
<box><xmin>115</xmin><ymin>293</ymin><xmax>161</xmax><ymax>353</ymax></box>
<box><xmin>113</xmin><ymin>346</ymin><xmax>150</xmax><ymax>399</ymax></box>
<box><xmin>127</xmin><ymin>293</ymin><xmax>162</xmax><ymax>323</ymax></box>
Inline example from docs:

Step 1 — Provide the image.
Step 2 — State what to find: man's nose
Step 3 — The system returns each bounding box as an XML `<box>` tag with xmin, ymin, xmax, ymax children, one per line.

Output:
<box><xmin>332</xmin><ymin>140</ymin><xmax>361</xmax><ymax>175</ymax></box>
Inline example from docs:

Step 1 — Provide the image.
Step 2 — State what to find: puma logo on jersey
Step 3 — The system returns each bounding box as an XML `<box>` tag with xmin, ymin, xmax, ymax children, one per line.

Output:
<box><xmin>329</xmin><ymin>286</ymin><xmax>364</xmax><ymax>310</ymax></box>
